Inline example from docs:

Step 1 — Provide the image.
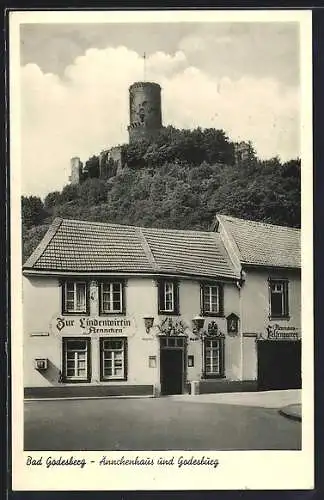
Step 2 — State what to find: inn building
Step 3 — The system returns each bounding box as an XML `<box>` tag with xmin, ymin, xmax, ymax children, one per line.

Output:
<box><xmin>22</xmin><ymin>214</ymin><xmax>301</xmax><ymax>398</ymax></box>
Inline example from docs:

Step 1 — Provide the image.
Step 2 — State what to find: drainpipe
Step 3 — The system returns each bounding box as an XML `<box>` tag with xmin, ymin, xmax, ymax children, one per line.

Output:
<box><xmin>236</xmin><ymin>271</ymin><xmax>244</xmax><ymax>381</ymax></box>
<box><xmin>240</xmin><ymin>284</ymin><xmax>243</xmax><ymax>381</ymax></box>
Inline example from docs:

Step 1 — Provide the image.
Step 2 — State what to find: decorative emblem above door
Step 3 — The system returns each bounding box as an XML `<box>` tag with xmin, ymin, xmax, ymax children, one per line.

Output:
<box><xmin>157</xmin><ymin>317</ymin><xmax>190</xmax><ymax>336</ymax></box>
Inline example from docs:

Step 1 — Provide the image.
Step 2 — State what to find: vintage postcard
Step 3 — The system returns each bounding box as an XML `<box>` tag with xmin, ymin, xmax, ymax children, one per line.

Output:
<box><xmin>10</xmin><ymin>9</ymin><xmax>313</xmax><ymax>491</ymax></box>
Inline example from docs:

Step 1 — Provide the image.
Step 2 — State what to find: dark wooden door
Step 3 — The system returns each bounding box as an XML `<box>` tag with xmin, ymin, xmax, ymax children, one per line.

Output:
<box><xmin>257</xmin><ymin>340</ymin><xmax>301</xmax><ymax>391</ymax></box>
<box><xmin>160</xmin><ymin>349</ymin><xmax>183</xmax><ymax>395</ymax></box>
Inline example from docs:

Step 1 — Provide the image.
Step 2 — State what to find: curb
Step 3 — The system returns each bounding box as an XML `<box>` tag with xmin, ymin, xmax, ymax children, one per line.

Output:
<box><xmin>24</xmin><ymin>395</ymin><xmax>155</xmax><ymax>402</ymax></box>
<box><xmin>278</xmin><ymin>406</ymin><xmax>302</xmax><ymax>422</ymax></box>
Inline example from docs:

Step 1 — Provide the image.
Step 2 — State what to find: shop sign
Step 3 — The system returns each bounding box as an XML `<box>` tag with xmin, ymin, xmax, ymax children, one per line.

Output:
<box><xmin>266</xmin><ymin>324</ymin><xmax>300</xmax><ymax>341</ymax></box>
<box><xmin>50</xmin><ymin>315</ymin><xmax>134</xmax><ymax>336</ymax></box>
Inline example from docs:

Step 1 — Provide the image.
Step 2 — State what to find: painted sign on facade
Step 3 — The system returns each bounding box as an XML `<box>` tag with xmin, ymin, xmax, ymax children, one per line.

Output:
<box><xmin>50</xmin><ymin>315</ymin><xmax>134</xmax><ymax>336</ymax></box>
<box><xmin>266</xmin><ymin>324</ymin><xmax>300</xmax><ymax>341</ymax></box>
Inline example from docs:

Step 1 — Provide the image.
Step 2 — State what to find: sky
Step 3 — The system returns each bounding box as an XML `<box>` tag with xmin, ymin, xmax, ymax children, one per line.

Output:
<box><xmin>20</xmin><ymin>21</ymin><xmax>300</xmax><ymax>198</ymax></box>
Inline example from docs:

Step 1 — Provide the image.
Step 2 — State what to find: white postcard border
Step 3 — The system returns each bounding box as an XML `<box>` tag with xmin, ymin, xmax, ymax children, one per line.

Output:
<box><xmin>10</xmin><ymin>9</ymin><xmax>314</xmax><ymax>491</ymax></box>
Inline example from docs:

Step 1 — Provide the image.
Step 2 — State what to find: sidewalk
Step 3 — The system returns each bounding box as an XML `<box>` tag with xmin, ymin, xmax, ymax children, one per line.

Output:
<box><xmin>279</xmin><ymin>404</ymin><xmax>302</xmax><ymax>421</ymax></box>
<box><xmin>168</xmin><ymin>389</ymin><xmax>302</xmax><ymax>419</ymax></box>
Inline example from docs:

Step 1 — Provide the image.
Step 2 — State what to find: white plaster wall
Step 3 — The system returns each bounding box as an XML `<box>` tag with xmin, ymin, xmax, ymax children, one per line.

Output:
<box><xmin>242</xmin><ymin>337</ymin><xmax>258</xmax><ymax>380</ymax></box>
<box><xmin>23</xmin><ymin>275</ymin><xmax>242</xmax><ymax>387</ymax></box>
<box><xmin>241</xmin><ymin>268</ymin><xmax>301</xmax><ymax>333</ymax></box>
<box><xmin>23</xmin><ymin>276</ymin><xmax>61</xmax><ymax>387</ymax></box>
<box><xmin>240</xmin><ymin>268</ymin><xmax>301</xmax><ymax>380</ymax></box>
<box><xmin>23</xmin><ymin>276</ymin><xmax>61</xmax><ymax>333</ymax></box>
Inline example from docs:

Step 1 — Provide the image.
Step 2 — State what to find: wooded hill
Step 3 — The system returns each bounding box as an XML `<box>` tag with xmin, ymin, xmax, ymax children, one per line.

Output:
<box><xmin>22</xmin><ymin>126</ymin><xmax>301</xmax><ymax>263</ymax></box>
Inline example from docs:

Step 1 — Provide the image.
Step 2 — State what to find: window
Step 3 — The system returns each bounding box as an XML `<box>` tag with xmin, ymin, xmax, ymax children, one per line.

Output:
<box><xmin>201</xmin><ymin>283</ymin><xmax>224</xmax><ymax>316</ymax></box>
<box><xmin>203</xmin><ymin>337</ymin><xmax>224</xmax><ymax>378</ymax></box>
<box><xmin>164</xmin><ymin>282</ymin><xmax>174</xmax><ymax>311</ymax></box>
<box><xmin>100</xmin><ymin>338</ymin><xmax>127</xmax><ymax>381</ymax></box>
<box><xmin>160</xmin><ymin>336</ymin><xmax>185</xmax><ymax>348</ymax></box>
<box><xmin>62</xmin><ymin>338</ymin><xmax>91</xmax><ymax>382</ymax></box>
<box><xmin>269</xmin><ymin>279</ymin><xmax>289</xmax><ymax>318</ymax></box>
<box><xmin>158</xmin><ymin>280</ymin><xmax>179</xmax><ymax>315</ymax></box>
<box><xmin>63</xmin><ymin>281</ymin><xmax>88</xmax><ymax>314</ymax></box>
<box><xmin>99</xmin><ymin>281</ymin><xmax>124</xmax><ymax>314</ymax></box>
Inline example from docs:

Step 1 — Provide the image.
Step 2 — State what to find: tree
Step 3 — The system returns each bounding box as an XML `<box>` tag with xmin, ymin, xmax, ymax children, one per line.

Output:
<box><xmin>60</xmin><ymin>184</ymin><xmax>80</xmax><ymax>203</ymax></box>
<box><xmin>22</xmin><ymin>125</ymin><xmax>301</xmax><ymax>262</ymax></box>
<box><xmin>22</xmin><ymin>224</ymin><xmax>50</xmax><ymax>263</ymax></box>
<box><xmin>21</xmin><ymin>196</ymin><xmax>46</xmax><ymax>229</ymax></box>
<box><xmin>44</xmin><ymin>191</ymin><xmax>61</xmax><ymax>210</ymax></box>
<box><xmin>79</xmin><ymin>178</ymin><xmax>108</xmax><ymax>205</ymax></box>
<box><xmin>122</xmin><ymin>140</ymin><xmax>150</xmax><ymax>169</ymax></box>
<box><xmin>84</xmin><ymin>155</ymin><xmax>100</xmax><ymax>179</ymax></box>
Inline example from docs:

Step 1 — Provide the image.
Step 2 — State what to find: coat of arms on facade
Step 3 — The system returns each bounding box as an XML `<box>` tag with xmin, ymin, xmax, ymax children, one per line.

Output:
<box><xmin>207</xmin><ymin>321</ymin><xmax>220</xmax><ymax>336</ymax></box>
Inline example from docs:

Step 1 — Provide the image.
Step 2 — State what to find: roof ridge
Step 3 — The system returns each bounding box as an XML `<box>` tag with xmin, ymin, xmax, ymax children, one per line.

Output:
<box><xmin>23</xmin><ymin>217</ymin><xmax>63</xmax><ymax>268</ymax></box>
<box><xmin>58</xmin><ymin>218</ymin><xmax>139</xmax><ymax>230</ymax></box>
<box><xmin>214</xmin><ymin>217</ymin><xmax>243</xmax><ymax>274</ymax></box>
<box><xmin>54</xmin><ymin>217</ymin><xmax>217</xmax><ymax>236</ymax></box>
<box><xmin>136</xmin><ymin>227</ymin><xmax>160</xmax><ymax>271</ymax></box>
<box><xmin>143</xmin><ymin>226</ymin><xmax>214</xmax><ymax>236</ymax></box>
<box><xmin>217</xmin><ymin>214</ymin><xmax>300</xmax><ymax>232</ymax></box>
<box><xmin>210</xmin><ymin>232</ymin><xmax>241</xmax><ymax>278</ymax></box>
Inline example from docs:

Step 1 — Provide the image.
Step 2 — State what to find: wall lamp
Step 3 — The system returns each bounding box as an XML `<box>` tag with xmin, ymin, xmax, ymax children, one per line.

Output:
<box><xmin>192</xmin><ymin>315</ymin><xmax>205</xmax><ymax>333</ymax></box>
<box><xmin>143</xmin><ymin>316</ymin><xmax>154</xmax><ymax>334</ymax></box>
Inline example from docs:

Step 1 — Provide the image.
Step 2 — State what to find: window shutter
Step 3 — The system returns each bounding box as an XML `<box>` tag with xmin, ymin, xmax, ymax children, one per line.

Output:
<box><xmin>124</xmin><ymin>338</ymin><xmax>128</xmax><ymax>380</ymax></box>
<box><xmin>219</xmin><ymin>285</ymin><xmax>224</xmax><ymax>316</ymax></box>
<box><xmin>98</xmin><ymin>282</ymin><xmax>103</xmax><ymax>314</ymax></box>
<box><xmin>86</xmin><ymin>282</ymin><xmax>90</xmax><ymax>315</ymax></box>
<box><xmin>86</xmin><ymin>338</ymin><xmax>92</xmax><ymax>382</ymax></box>
<box><xmin>284</xmin><ymin>281</ymin><xmax>289</xmax><ymax>316</ymax></box>
<box><xmin>158</xmin><ymin>280</ymin><xmax>165</xmax><ymax>313</ymax></box>
<box><xmin>219</xmin><ymin>337</ymin><xmax>225</xmax><ymax>377</ymax></box>
<box><xmin>200</xmin><ymin>283</ymin><xmax>204</xmax><ymax>315</ymax></box>
<box><xmin>121</xmin><ymin>280</ymin><xmax>126</xmax><ymax>314</ymax></box>
<box><xmin>202</xmin><ymin>338</ymin><xmax>207</xmax><ymax>378</ymax></box>
<box><xmin>174</xmin><ymin>281</ymin><xmax>180</xmax><ymax>314</ymax></box>
<box><xmin>99</xmin><ymin>337</ymin><xmax>104</xmax><ymax>381</ymax></box>
<box><xmin>61</xmin><ymin>281</ymin><xmax>65</xmax><ymax>314</ymax></box>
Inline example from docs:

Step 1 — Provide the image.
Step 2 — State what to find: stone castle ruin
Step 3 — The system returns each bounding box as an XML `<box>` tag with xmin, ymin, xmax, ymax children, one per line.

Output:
<box><xmin>69</xmin><ymin>80</ymin><xmax>252</xmax><ymax>185</ymax></box>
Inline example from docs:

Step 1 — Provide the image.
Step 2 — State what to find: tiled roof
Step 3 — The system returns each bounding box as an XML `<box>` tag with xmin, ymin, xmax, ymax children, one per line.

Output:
<box><xmin>141</xmin><ymin>227</ymin><xmax>235</xmax><ymax>278</ymax></box>
<box><xmin>216</xmin><ymin>214</ymin><xmax>301</xmax><ymax>268</ymax></box>
<box><xmin>23</xmin><ymin>217</ymin><xmax>238</xmax><ymax>279</ymax></box>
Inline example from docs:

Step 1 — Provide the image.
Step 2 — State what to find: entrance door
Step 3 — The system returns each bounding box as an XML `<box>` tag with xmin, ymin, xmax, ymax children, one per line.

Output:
<box><xmin>257</xmin><ymin>340</ymin><xmax>301</xmax><ymax>391</ymax></box>
<box><xmin>160</xmin><ymin>336</ymin><xmax>185</xmax><ymax>395</ymax></box>
<box><xmin>160</xmin><ymin>349</ymin><xmax>183</xmax><ymax>395</ymax></box>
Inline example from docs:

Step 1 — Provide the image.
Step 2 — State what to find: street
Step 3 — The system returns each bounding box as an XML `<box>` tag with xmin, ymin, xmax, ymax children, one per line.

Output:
<box><xmin>24</xmin><ymin>396</ymin><xmax>301</xmax><ymax>451</ymax></box>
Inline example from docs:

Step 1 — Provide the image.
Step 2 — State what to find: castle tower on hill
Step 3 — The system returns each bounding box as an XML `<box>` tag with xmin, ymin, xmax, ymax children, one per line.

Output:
<box><xmin>69</xmin><ymin>80</ymin><xmax>164</xmax><ymax>184</ymax></box>
<box><xmin>69</xmin><ymin>157</ymin><xmax>83</xmax><ymax>185</ymax></box>
<box><xmin>128</xmin><ymin>81</ymin><xmax>163</xmax><ymax>143</ymax></box>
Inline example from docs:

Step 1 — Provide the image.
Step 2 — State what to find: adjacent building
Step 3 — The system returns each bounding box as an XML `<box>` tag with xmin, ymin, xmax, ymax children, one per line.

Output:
<box><xmin>22</xmin><ymin>215</ymin><xmax>301</xmax><ymax>398</ymax></box>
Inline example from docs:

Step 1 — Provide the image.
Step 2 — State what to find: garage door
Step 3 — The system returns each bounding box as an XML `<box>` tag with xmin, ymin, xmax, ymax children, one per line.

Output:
<box><xmin>257</xmin><ymin>340</ymin><xmax>301</xmax><ymax>391</ymax></box>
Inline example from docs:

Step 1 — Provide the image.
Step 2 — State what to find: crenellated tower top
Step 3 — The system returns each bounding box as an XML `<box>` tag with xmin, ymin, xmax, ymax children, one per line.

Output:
<box><xmin>128</xmin><ymin>81</ymin><xmax>163</xmax><ymax>143</ymax></box>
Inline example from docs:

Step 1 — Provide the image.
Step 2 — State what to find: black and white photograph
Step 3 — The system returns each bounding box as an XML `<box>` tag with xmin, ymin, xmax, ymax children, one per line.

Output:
<box><xmin>10</xmin><ymin>9</ymin><xmax>313</xmax><ymax>491</ymax></box>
